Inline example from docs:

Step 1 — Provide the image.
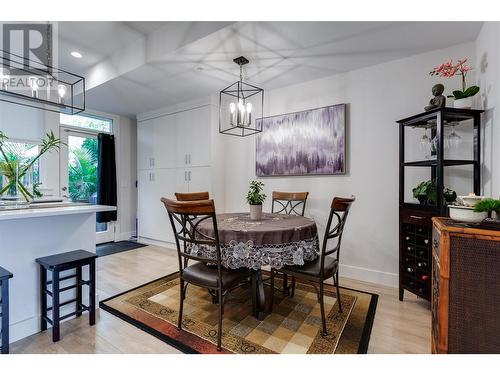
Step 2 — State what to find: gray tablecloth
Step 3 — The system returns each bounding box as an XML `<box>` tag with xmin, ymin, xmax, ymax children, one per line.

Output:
<box><xmin>191</xmin><ymin>213</ymin><xmax>320</xmax><ymax>270</ymax></box>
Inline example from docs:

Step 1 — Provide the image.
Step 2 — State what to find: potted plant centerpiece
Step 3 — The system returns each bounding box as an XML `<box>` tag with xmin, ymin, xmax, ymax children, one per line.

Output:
<box><xmin>430</xmin><ymin>58</ymin><xmax>479</xmax><ymax>109</ymax></box>
<box><xmin>246</xmin><ymin>180</ymin><xmax>266</xmax><ymax>220</ymax></box>
<box><xmin>474</xmin><ymin>198</ymin><xmax>500</xmax><ymax>220</ymax></box>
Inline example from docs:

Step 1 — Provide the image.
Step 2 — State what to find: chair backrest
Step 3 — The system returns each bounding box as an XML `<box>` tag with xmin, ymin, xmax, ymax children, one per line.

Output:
<box><xmin>161</xmin><ymin>198</ymin><xmax>222</xmax><ymax>274</ymax></box>
<box><xmin>271</xmin><ymin>191</ymin><xmax>309</xmax><ymax>216</ymax></box>
<box><xmin>175</xmin><ymin>191</ymin><xmax>209</xmax><ymax>201</ymax></box>
<box><xmin>320</xmin><ymin>196</ymin><xmax>355</xmax><ymax>272</ymax></box>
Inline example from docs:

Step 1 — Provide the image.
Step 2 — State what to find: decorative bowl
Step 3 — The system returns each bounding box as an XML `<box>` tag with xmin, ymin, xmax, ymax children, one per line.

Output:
<box><xmin>457</xmin><ymin>195</ymin><xmax>486</xmax><ymax>207</ymax></box>
<box><xmin>448</xmin><ymin>205</ymin><xmax>488</xmax><ymax>223</ymax></box>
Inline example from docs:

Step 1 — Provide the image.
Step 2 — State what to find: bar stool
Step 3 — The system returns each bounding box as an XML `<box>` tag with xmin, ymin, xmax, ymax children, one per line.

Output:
<box><xmin>36</xmin><ymin>250</ymin><xmax>97</xmax><ymax>342</ymax></box>
<box><xmin>0</xmin><ymin>266</ymin><xmax>13</xmax><ymax>354</ymax></box>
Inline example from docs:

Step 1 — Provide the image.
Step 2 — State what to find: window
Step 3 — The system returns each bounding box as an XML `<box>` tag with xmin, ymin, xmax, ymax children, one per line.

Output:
<box><xmin>60</xmin><ymin>113</ymin><xmax>113</xmax><ymax>133</ymax></box>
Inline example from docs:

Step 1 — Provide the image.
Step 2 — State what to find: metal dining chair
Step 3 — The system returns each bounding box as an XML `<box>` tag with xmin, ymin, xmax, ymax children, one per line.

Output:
<box><xmin>161</xmin><ymin>198</ymin><xmax>248</xmax><ymax>351</ymax></box>
<box><xmin>271</xmin><ymin>191</ymin><xmax>309</xmax><ymax>294</ymax></box>
<box><xmin>175</xmin><ymin>192</ymin><xmax>209</xmax><ymax>201</ymax></box>
<box><xmin>269</xmin><ymin>196</ymin><xmax>355</xmax><ymax>336</ymax></box>
<box><xmin>271</xmin><ymin>191</ymin><xmax>309</xmax><ymax>216</ymax></box>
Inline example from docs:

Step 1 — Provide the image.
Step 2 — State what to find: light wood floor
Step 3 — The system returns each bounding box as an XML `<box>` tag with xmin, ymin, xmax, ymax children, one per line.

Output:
<box><xmin>10</xmin><ymin>245</ymin><xmax>431</xmax><ymax>354</ymax></box>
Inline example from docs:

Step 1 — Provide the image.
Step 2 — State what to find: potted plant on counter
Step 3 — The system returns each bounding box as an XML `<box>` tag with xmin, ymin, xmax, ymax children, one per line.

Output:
<box><xmin>246</xmin><ymin>180</ymin><xmax>266</xmax><ymax>220</ymax></box>
<box><xmin>430</xmin><ymin>58</ymin><xmax>479</xmax><ymax>109</ymax></box>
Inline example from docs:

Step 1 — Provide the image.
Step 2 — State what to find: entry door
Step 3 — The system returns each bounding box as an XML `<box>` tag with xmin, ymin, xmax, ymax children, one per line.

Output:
<box><xmin>60</xmin><ymin>128</ymin><xmax>115</xmax><ymax>244</ymax></box>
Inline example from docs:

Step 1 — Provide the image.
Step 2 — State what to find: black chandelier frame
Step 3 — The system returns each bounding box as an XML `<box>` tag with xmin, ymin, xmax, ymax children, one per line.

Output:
<box><xmin>0</xmin><ymin>49</ymin><xmax>85</xmax><ymax>115</ymax></box>
<box><xmin>219</xmin><ymin>56</ymin><xmax>264</xmax><ymax>137</ymax></box>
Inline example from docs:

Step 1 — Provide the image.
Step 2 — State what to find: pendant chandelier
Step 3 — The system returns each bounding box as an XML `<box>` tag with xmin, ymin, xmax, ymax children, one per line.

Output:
<box><xmin>219</xmin><ymin>56</ymin><xmax>263</xmax><ymax>137</ymax></box>
<box><xmin>0</xmin><ymin>49</ymin><xmax>85</xmax><ymax>114</ymax></box>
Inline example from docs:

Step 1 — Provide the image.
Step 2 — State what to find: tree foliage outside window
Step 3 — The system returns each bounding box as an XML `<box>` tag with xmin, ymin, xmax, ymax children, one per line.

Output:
<box><xmin>68</xmin><ymin>137</ymin><xmax>98</xmax><ymax>202</ymax></box>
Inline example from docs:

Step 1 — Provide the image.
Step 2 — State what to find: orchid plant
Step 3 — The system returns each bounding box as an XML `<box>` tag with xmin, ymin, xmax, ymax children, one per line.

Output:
<box><xmin>429</xmin><ymin>58</ymin><xmax>479</xmax><ymax>100</ymax></box>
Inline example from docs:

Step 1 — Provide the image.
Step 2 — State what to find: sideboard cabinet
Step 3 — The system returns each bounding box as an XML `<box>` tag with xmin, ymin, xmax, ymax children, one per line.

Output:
<box><xmin>431</xmin><ymin>217</ymin><xmax>500</xmax><ymax>353</ymax></box>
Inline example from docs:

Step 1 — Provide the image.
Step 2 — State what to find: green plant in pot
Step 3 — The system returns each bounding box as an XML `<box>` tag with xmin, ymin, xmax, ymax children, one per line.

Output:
<box><xmin>246</xmin><ymin>180</ymin><xmax>266</xmax><ymax>220</ymax></box>
<box><xmin>474</xmin><ymin>198</ymin><xmax>500</xmax><ymax>219</ymax></box>
<box><xmin>412</xmin><ymin>180</ymin><xmax>456</xmax><ymax>205</ymax></box>
<box><xmin>0</xmin><ymin>130</ymin><xmax>64</xmax><ymax>202</ymax></box>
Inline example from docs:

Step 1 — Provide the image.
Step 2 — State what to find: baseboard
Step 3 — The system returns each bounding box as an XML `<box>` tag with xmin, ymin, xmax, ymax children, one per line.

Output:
<box><xmin>10</xmin><ymin>293</ymin><xmax>100</xmax><ymax>344</ymax></box>
<box><xmin>115</xmin><ymin>231</ymin><xmax>135</xmax><ymax>241</ymax></box>
<box><xmin>137</xmin><ymin>236</ymin><xmax>176</xmax><ymax>250</ymax></box>
<box><xmin>339</xmin><ymin>263</ymin><xmax>398</xmax><ymax>288</ymax></box>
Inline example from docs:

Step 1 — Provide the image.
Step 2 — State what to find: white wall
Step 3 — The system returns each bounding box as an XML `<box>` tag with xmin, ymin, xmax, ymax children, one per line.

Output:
<box><xmin>476</xmin><ymin>22</ymin><xmax>500</xmax><ymax>199</ymax></box>
<box><xmin>0</xmin><ymin>101</ymin><xmax>137</xmax><ymax>240</ymax></box>
<box><xmin>221</xmin><ymin>42</ymin><xmax>477</xmax><ymax>287</ymax></box>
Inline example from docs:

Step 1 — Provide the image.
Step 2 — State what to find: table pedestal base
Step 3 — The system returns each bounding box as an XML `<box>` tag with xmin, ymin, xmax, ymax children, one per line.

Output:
<box><xmin>251</xmin><ymin>270</ymin><xmax>266</xmax><ymax>321</ymax></box>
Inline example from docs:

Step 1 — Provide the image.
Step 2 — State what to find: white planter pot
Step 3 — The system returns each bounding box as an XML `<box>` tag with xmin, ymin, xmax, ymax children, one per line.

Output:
<box><xmin>249</xmin><ymin>204</ymin><xmax>263</xmax><ymax>220</ymax></box>
<box><xmin>453</xmin><ymin>97</ymin><xmax>473</xmax><ymax>109</ymax></box>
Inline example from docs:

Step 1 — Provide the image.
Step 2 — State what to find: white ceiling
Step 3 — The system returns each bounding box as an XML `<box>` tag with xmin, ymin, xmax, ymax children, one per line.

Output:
<box><xmin>54</xmin><ymin>21</ymin><xmax>483</xmax><ymax>117</ymax></box>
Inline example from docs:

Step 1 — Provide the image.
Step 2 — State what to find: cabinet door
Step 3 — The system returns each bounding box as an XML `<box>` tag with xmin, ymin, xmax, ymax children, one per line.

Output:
<box><xmin>154</xmin><ymin>114</ymin><xmax>177</xmax><ymax>169</ymax></box>
<box><xmin>137</xmin><ymin>170</ymin><xmax>157</xmax><ymax>239</ymax></box>
<box><xmin>175</xmin><ymin>111</ymin><xmax>191</xmax><ymax>168</ymax></box>
<box><xmin>187</xmin><ymin>106</ymin><xmax>211</xmax><ymax>167</ymax></box>
<box><xmin>137</xmin><ymin>119</ymin><xmax>155</xmax><ymax>170</ymax></box>
<box><xmin>187</xmin><ymin>166</ymin><xmax>212</xmax><ymax>194</ymax></box>
<box><xmin>152</xmin><ymin>169</ymin><xmax>178</xmax><ymax>243</ymax></box>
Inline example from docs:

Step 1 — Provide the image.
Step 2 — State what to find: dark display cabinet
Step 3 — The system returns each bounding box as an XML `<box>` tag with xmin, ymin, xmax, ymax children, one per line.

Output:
<box><xmin>396</xmin><ymin>108</ymin><xmax>483</xmax><ymax>302</ymax></box>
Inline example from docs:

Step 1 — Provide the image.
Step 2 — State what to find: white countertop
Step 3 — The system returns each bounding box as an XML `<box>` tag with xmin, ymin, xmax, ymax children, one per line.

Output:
<box><xmin>0</xmin><ymin>203</ymin><xmax>116</xmax><ymax>221</ymax></box>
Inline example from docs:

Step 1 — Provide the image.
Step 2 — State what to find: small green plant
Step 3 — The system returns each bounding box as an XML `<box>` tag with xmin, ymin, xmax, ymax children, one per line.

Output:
<box><xmin>474</xmin><ymin>199</ymin><xmax>500</xmax><ymax>217</ymax></box>
<box><xmin>412</xmin><ymin>180</ymin><xmax>456</xmax><ymax>205</ymax></box>
<box><xmin>246</xmin><ymin>180</ymin><xmax>266</xmax><ymax>205</ymax></box>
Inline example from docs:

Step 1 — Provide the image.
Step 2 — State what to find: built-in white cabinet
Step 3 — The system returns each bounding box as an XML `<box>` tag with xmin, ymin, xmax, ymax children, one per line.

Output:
<box><xmin>137</xmin><ymin>104</ymin><xmax>215</xmax><ymax>244</ymax></box>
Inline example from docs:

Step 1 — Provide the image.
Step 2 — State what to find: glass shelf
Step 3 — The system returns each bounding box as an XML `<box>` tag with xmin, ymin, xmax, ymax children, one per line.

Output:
<box><xmin>404</xmin><ymin>160</ymin><xmax>478</xmax><ymax>167</ymax></box>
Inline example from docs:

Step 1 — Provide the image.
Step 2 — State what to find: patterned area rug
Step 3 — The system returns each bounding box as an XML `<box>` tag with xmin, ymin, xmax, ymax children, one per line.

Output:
<box><xmin>100</xmin><ymin>272</ymin><xmax>378</xmax><ymax>354</ymax></box>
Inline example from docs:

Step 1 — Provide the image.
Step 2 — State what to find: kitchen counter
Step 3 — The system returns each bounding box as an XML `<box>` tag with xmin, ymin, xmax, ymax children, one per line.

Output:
<box><xmin>0</xmin><ymin>203</ymin><xmax>116</xmax><ymax>343</ymax></box>
<box><xmin>0</xmin><ymin>203</ymin><xmax>116</xmax><ymax>221</ymax></box>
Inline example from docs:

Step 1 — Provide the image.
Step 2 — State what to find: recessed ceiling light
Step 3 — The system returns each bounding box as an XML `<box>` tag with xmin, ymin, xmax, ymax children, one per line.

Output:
<box><xmin>71</xmin><ymin>51</ymin><xmax>82</xmax><ymax>59</ymax></box>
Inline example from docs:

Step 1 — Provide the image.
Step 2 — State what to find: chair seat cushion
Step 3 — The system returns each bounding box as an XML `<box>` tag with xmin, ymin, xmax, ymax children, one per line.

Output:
<box><xmin>182</xmin><ymin>262</ymin><xmax>248</xmax><ymax>289</ymax></box>
<box><xmin>283</xmin><ymin>256</ymin><xmax>338</xmax><ymax>278</ymax></box>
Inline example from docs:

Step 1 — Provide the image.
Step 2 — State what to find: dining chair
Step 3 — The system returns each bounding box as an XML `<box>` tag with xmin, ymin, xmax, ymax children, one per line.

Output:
<box><xmin>161</xmin><ymin>198</ymin><xmax>248</xmax><ymax>351</ymax></box>
<box><xmin>175</xmin><ymin>191</ymin><xmax>209</xmax><ymax>201</ymax></box>
<box><xmin>271</xmin><ymin>191</ymin><xmax>309</xmax><ymax>216</ymax></box>
<box><xmin>271</xmin><ymin>191</ymin><xmax>309</xmax><ymax>294</ymax></box>
<box><xmin>269</xmin><ymin>196</ymin><xmax>355</xmax><ymax>336</ymax></box>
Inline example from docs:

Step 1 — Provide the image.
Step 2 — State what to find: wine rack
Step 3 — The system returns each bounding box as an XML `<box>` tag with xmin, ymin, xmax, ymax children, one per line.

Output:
<box><xmin>397</xmin><ymin>108</ymin><xmax>482</xmax><ymax>302</ymax></box>
<box><xmin>401</xmin><ymin>221</ymin><xmax>432</xmax><ymax>300</ymax></box>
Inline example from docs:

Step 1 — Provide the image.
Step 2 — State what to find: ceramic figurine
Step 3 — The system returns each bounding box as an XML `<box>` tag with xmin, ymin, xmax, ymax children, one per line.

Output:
<box><xmin>424</xmin><ymin>83</ymin><xmax>446</xmax><ymax>111</ymax></box>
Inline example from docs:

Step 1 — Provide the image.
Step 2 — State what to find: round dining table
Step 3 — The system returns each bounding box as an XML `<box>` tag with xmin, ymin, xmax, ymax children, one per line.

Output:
<box><xmin>194</xmin><ymin>212</ymin><xmax>320</xmax><ymax>319</ymax></box>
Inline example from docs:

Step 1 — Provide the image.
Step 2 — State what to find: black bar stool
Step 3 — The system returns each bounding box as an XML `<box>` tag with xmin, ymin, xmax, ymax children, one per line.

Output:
<box><xmin>0</xmin><ymin>266</ymin><xmax>13</xmax><ymax>354</ymax></box>
<box><xmin>36</xmin><ymin>250</ymin><xmax>97</xmax><ymax>342</ymax></box>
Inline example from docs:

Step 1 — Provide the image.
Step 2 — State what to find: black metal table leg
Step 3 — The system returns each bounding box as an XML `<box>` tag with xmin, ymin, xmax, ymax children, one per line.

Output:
<box><xmin>251</xmin><ymin>270</ymin><xmax>266</xmax><ymax>321</ymax></box>
<box><xmin>1</xmin><ymin>278</ymin><xmax>9</xmax><ymax>354</ymax></box>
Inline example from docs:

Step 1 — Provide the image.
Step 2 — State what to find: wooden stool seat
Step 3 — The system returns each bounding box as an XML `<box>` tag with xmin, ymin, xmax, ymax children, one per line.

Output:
<box><xmin>0</xmin><ymin>266</ymin><xmax>13</xmax><ymax>354</ymax></box>
<box><xmin>36</xmin><ymin>250</ymin><xmax>97</xmax><ymax>343</ymax></box>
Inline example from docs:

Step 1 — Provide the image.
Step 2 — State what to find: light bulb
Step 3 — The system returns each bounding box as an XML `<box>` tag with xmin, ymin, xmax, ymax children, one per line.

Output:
<box><xmin>238</xmin><ymin>99</ymin><xmax>245</xmax><ymax>114</ymax></box>
<box><xmin>57</xmin><ymin>84</ymin><xmax>67</xmax><ymax>98</ymax></box>
<box><xmin>29</xmin><ymin>76</ymin><xmax>39</xmax><ymax>98</ymax></box>
<box><xmin>229</xmin><ymin>102</ymin><xmax>235</xmax><ymax>113</ymax></box>
<box><xmin>246</xmin><ymin>102</ymin><xmax>252</xmax><ymax>113</ymax></box>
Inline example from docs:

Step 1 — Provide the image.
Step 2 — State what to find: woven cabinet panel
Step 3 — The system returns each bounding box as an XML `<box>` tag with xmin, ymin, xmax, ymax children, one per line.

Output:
<box><xmin>449</xmin><ymin>236</ymin><xmax>500</xmax><ymax>353</ymax></box>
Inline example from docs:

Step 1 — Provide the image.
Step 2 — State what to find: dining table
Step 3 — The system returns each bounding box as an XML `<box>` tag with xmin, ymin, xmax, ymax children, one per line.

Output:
<box><xmin>195</xmin><ymin>212</ymin><xmax>320</xmax><ymax>319</ymax></box>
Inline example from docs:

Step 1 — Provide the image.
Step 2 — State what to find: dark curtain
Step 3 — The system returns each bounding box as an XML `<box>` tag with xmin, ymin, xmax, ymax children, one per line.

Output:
<box><xmin>96</xmin><ymin>133</ymin><xmax>117</xmax><ymax>223</ymax></box>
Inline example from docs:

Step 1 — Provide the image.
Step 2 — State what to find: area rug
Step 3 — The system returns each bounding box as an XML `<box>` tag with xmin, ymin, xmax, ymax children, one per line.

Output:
<box><xmin>100</xmin><ymin>272</ymin><xmax>378</xmax><ymax>354</ymax></box>
<box><xmin>96</xmin><ymin>240</ymin><xmax>147</xmax><ymax>257</ymax></box>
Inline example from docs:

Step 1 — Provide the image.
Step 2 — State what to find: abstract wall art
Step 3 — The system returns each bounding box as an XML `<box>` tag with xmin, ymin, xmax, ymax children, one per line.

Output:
<box><xmin>256</xmin><ymin>103</ymin><xmax>346</xmax><ymax>177</ymax></box>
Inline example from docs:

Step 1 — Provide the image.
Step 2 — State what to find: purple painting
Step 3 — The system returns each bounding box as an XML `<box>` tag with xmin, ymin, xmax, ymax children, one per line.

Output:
<box><xmin>256</xmin><ymin>104</ymin><xmax>346</xmax><ymax>177</ymax></box>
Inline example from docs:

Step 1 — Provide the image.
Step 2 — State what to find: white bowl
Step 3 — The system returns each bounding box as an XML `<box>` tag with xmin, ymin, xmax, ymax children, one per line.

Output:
<box><xmin>449</xmin><ymin>205</ymin><xmax>488</xmax><ymax>223</ymax></box>
<box><xmin>457</xmin><ymin>195</ymin><xmax>487</xmax><ymax>207</ymax></box>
